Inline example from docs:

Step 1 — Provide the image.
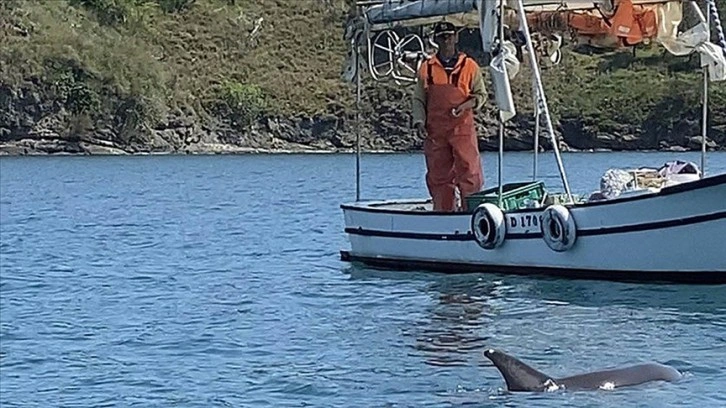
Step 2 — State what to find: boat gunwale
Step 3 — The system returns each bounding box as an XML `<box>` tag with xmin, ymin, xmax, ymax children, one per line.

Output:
<box><xmin>340</xmin><ymin>173</ymin><xmax>726</xmax><ymax>215</ymax></box>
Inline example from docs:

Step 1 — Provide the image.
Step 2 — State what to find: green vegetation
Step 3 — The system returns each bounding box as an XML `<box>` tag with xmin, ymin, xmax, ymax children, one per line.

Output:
<box><xmin>536</xmin><ymin>46</ymin><xmax>726</xmax><ymax>132</ymax></box>
<box><xmin>0</xmin><ymin>0</ymin><xmax>724</xmax><ymax>149</ymax></box>
<box><xmin>0</xmin><ymin>0</ymin><xmax>350</xmax><ymax>140</ymax></box>
<box><xmin>213</xmin><ymin>80</ymin><xmax>267</xmax><ymax>130</ymax></box>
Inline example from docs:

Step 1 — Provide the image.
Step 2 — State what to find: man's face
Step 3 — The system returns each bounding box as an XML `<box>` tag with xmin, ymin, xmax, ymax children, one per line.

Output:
<box><xmin>435</xmin><ymin>32</ymin><xmax>457</xmax><ymax>52</ymax></box>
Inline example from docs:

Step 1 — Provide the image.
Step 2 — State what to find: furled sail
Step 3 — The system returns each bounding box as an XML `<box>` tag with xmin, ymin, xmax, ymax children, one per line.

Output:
<box><xmin>364</xmin><ymin>0</ymin><xmax>478</xmax><ymax>28</ymax></box>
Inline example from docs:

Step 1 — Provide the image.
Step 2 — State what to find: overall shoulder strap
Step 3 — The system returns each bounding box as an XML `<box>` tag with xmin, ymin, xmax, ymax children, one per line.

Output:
<box><xmin>451</xmin><ymin>55</ymin><xmax>474</xmax><ymax>88</ymax></box>
<box><xmin>427</xmin><ymin>61</ymin><xmax>434</xmax><ymax>86</ymax></box>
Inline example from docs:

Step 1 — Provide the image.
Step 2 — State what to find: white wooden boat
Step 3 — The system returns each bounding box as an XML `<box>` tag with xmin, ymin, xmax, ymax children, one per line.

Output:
<box><xmin>339</xmin><ymin>0</ymin><xmax>726</xmax><ymax>283</ymax></box>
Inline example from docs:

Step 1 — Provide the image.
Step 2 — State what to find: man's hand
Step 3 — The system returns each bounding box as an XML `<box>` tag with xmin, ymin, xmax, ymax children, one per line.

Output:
<box><xmin>452</xmin><ymin>98</ymin><xmax>476</xmax><ymax>117</ymax></box>
<box><xmin>414</xmin><ymin>122</ymin><xmax>427</xmax><ymax>138</ymax></box>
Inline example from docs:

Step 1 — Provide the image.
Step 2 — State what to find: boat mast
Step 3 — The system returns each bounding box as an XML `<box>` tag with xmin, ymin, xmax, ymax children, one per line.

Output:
<box><xmin>497</xmin><ymin>0</ymin><xmax>505</xmax><ymax>208</ymax></box>
<box><xmin>513</xmin><ymin>0</ymin><xmax>573</xmax><ymax>202</ymax></box>
<box><xmin>355</xmin><ymin>5</ymin><xmax>362</xmax><ymax>201</ymax></box>
<box><xmin>533</xmin><ymin>81</ymin><xmax>540</xmax><ymax>181</ymax></box>
<box><xmin>701</xmin><ymin>1</ymin><xmax>710</xmax><ymax>178</ymax></box>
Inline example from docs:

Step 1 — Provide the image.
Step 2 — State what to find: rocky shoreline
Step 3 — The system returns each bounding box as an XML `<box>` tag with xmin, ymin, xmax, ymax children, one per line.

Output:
<box><xmin>1</xmin><ymin>83</ymin><xmax>723</xmax><ymax>156</ymax></box>
<box><xmin>1</xmin><ymin>116</ymin><xmax>721</xmax><ymax>156</ymax></box>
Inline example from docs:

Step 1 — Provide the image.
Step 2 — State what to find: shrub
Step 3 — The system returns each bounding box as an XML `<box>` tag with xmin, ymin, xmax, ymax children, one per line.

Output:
<box><xmin>66</xmin><ymin>83</ymin><xmax>101</xmax><ymax>114</ymax></box>
<box><xmin>70</xmin><ymin>0</ymin><xmax>195</xmax><ymax>25</ymax></box>
<box><xmin>215</xmin><ymin>81</ymin><xmax>267</xmax><ymax>129</ymax></box>
<box><xmin>69</xmin><ymin>0</ymin><xmax>134</xmax><ymax>25</ymax></box>
<box><xmin>46</xmin><ymin>59</ymin><xmax>101</xmax><ymax>115</ymax></box>
<box><xmin>157</xmin><ymin>0</ymin><xmax>195</xmax><ymax>13</ymax></box>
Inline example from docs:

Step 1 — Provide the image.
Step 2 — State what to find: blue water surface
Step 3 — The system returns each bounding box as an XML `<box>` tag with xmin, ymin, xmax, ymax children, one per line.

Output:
<box><xmin>1</xmin><ymin>151</ymin><xmax>725</xmax><ymax>407</ymax></box>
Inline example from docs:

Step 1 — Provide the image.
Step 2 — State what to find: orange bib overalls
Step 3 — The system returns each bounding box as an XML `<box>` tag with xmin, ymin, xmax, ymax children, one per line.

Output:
<box><xmin>422</xmin><ymin>54</ymin><xmax>483</xmax><ymax>211</ymax></box>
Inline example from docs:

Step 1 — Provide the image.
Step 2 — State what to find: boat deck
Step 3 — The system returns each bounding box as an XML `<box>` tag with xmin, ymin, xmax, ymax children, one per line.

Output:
<box><xmin>363</xmin><ymin>200</ymin><xmax>433</xmax><ymax>212</ymax></box>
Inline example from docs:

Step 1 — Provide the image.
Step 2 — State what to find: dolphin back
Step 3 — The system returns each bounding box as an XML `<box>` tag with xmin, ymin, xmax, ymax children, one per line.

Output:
<box><xmin>557</xmin><ymin>363</ymin><xmax>683</xmax><ymax>391</ymax></box>
<box><xmin>484</xmin><ymin>349</ymin><xmax>554</xmax><ymax>391</ymax></box>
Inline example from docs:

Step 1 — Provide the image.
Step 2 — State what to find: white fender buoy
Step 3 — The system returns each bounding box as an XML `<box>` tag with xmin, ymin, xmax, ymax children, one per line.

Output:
<box><xmin>471</xmin><ymin>203</ymin><xmax>506</xmax><ymax>250</ymax></box>
<box><xmin>540</xmin><ymin>204</ymin><xmax>577</xmax><ymax>252</ymax></box>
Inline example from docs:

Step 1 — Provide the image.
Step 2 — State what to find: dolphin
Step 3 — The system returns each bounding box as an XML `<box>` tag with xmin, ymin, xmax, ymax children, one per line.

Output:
<box><xmin>484</xmin><ymin>349</ymin><xmax>682</xmax><ymax>392</ymax></box>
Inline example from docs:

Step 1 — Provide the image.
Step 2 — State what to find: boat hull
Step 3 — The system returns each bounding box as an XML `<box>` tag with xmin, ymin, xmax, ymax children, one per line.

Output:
<box><xmin>340</xmin><ymin>174</ymin><xmax>726</xmax><ymax>283</ymax></box>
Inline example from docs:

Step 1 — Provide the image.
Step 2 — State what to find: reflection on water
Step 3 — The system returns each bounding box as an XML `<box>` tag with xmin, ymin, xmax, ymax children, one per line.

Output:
<box><xmin>347</xmin><ymin>265</ymin><xmax>726</xmax><ymax>317</ymax></box>
<box><xmin>409</xmin><ymin>278</ymin><xmax>495</xmax><ymax>367</ymax></box>
<box><xmin>520</xmin><ymin>277</ymin><xmax>726</xmax><ymax>317</ymax></box>
<box><xmin>346</xmin><ymin>267</ymin><xmax>498</xmax><ymax>367</ymax></box>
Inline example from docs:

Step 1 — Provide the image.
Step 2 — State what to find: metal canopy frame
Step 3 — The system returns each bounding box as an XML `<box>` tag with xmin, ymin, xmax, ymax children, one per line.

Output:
<box><xmin>348</xmin><ymin>0</ymin><xmax>720</xmax><ymax>203</ymax></box>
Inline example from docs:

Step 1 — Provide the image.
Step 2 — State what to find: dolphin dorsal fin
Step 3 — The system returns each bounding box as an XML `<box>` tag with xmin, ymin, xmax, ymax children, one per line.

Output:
<box><xmin>484</xmin><ymin>349</ymin><xmax>554</xmax><ymax>391</ymax></box>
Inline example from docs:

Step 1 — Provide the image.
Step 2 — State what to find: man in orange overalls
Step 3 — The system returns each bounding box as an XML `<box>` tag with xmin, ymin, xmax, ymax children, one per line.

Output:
<box><xmin>412</xmin><ymin>22</ymin><xmax>487</xmax><ymax>212</ymax></box>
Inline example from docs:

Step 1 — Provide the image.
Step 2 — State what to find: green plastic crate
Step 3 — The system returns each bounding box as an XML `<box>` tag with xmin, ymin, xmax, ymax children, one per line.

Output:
<box><xmin>465</xmin><ymin>181</ymin><xmax>545</xmax><ymax>211</ymax></box>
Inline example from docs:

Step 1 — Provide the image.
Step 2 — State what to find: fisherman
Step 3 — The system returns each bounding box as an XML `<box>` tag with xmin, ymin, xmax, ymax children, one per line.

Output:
<box><xmin>412</xmin><ymin>21</ymin><xmax>487</xmax><ymax>212</ymax></box>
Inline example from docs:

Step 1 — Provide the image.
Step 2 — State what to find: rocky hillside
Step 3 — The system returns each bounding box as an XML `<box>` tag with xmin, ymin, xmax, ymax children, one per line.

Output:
<box><xmin>0</xmin><ymin>0</ymin><xmax>725</xmax><ymax>155</ymax></box>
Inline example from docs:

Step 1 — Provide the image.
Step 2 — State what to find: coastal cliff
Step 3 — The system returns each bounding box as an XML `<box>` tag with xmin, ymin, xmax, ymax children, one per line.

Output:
<box><xmin>1</xmin><ymin>0</ymin><xmax>724</xmax><ymax>155</ymax></box>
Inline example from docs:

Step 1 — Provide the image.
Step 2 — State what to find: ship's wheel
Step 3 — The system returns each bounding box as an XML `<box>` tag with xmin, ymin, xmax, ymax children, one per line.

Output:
<box><xmin>368</xmin><ymin>29</ymin><xmax>429</xmax><ymax>83</ymax></box>
<box><xmin>369</xmin><ymin>30</ymin><xmax>400</xmax><ymax>80</ymax></box>
<box><xmin>392</xmin><ymin>33</ymin><xmax>426</xmax><ymax>83</ymax></box>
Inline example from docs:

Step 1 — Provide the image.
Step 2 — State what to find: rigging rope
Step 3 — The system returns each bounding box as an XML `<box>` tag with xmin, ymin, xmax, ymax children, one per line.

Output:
<box><xmin>706</xmin><ymin>0</ymin><xmax>726</xmax><ymax>56</ymax></box>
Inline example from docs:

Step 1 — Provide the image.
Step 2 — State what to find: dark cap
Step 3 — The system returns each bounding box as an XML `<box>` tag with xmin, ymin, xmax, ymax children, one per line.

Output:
<box><xmin>433</xmin><ymin>21</ymin><xmax>457</xmax><ymax>36</ymax></box>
